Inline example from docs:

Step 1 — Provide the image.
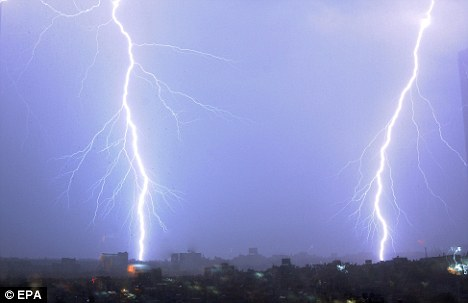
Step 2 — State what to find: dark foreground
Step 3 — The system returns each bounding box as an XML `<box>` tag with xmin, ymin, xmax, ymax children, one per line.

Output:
<box><xmin>1</xmin><ymin>256</ymin><xmax>468</xmax><ymax>302</ymax></box>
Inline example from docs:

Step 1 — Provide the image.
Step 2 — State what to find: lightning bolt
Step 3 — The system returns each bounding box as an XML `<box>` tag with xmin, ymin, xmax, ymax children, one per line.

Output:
<box><xmin>373</xmin><ymin>0</ymin><xmax>435</xmax><ymax>261</ymax></box>
<box><xmin>6</xmin><ymin>0</ymin><xmax>235</xmax><ymax>261</ymax></box>
<box><xmin>338</xmin><ymin>1</ymin><xmax>467</xmax><ymax>261</ymax></box>
<box><xmin>111</xmin><ymin>0</ymin><xmax>149</xmax><ymax>262</ymax></box>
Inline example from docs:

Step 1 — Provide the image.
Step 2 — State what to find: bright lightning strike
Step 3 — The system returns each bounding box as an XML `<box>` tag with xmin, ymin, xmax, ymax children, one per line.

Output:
<box><xmin>373</xmin><ymin>0</ymin><xmax>435</xmax><ymax>261</ymax></box>
<box><xmin>111</xmin><ymin>0</ymin><xmax>148</xmax><ymax>262</ymax></box>
<box><xmin>9</xmin><ymin>0</ymin><xmax>235</xmax><ymax>261</ymax></box>
<box><xmin>339</xmin><ymin>1</ymin><xmax>466</xmax><ymax>262</ymax></box>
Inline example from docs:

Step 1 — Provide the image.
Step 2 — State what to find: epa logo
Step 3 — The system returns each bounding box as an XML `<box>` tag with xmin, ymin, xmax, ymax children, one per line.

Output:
<box><xmin>1</xmin><ymin>288</ymin><xmax>47</xmax><ymax>302</ymax></box>
<box><xmin>4</xmin><ymin>291</ymin><xmax>14</xmax><ymax>300</ymax></box>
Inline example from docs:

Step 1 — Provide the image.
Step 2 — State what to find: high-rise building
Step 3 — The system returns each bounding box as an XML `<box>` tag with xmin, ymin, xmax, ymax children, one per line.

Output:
<box><xmin>98</xmin><ymin>252</ymin><xmax>128</xmax><ymax>276</ymax></box>
<box><xmin>248</xmin><ymin>247</ymin><xmax>259</xmax><ymax>256</ymax></box>
<box><xmin>459</xmin><ymin>49</ymin><xmax>468</xmax><ymax>161</ymax></box>
<box><xmin>170</xmin><ymin>250</ymin><xmax>205</xmax><ymax>275</ymax></box>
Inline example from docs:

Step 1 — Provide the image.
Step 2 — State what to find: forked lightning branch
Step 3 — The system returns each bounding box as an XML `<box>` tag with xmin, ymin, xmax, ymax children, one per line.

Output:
<box><xmin>5</xmin><ymin>0</ymin><xmax>233</xmax><ymax>261</ymax></box>
<box><xmin>343</xmin><ymin>0</ymin><xmax>466</xmax><ymax>261</ymax></box>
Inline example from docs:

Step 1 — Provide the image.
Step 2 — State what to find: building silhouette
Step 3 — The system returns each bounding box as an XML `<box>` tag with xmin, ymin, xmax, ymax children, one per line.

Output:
<box><xmin>170</xmin><ymin>250</ymin><xmax>205</xmax><ymax>275</ymax></box>
<box><xmin>98</xmin><ymin>252</ymin><xmax>128</xmax><ymax>277</ymax></box>
<box><xmin>248</xmin><ymin>247</ymin><xmax>259</xmax><ymax>256</ymax></box>
<box><xmin>52</xmin><ymin>258</ymin><xmax>80</xmax><ymax>278</ymax></box>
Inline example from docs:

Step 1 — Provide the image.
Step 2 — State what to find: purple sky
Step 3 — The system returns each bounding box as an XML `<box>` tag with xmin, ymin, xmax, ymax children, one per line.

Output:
<box><xmin>1</xmin><ymin>0</ymin><xmax>468</xmax><ymax>261</ymax></box>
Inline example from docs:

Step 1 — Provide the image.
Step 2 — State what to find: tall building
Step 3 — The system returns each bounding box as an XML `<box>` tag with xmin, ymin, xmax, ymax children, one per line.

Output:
<box><xmin>459</xmin><ymin>49</ymin><xmax>468</xmax><ymax>161</ymax></box>
<box><xmin>98</xmin><ymin>252</ymin><xmax>128</xmax><ymax>277</ymax></box>
<box><xmin>248</xmin><ymin>247</ymin><xmax>259</xmax><ymax>256</ymax></box>
<box><xmin>170</xmin><ymin>250</ymin><xmax>205</xmax><ymax>275</ymax></box>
